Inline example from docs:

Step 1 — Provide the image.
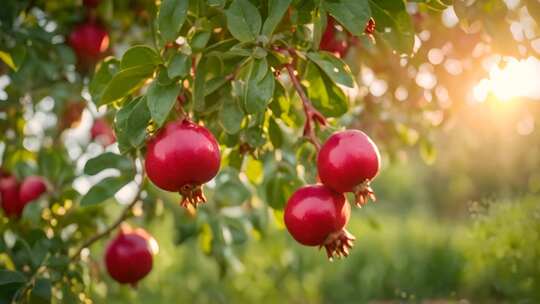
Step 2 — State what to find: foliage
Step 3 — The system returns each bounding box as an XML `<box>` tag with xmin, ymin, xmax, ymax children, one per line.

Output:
<box><xmin>0</xmin><ymin>0</ymin><xmax>539</xmax><ymax>302</ymax></box>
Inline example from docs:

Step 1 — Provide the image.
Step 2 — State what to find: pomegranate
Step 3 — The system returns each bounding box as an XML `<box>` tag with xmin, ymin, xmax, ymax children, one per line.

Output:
<box><xmin>0</xmin><ymin>175</ymin><xmax>23</xmax><ymax>217</ymax></box>
<box><xmin>91</xmin><ymin>118</ymin><xmax>116</xmax><ymax>146</ymax></box>
<box><xmin>284</xmin><ymin>184</ymin><xmax>355</xmax><ymax>259</ymax></box>
<box><xmin>145</xmin><ymin>119</ymin><xmax>220</xmax><ymax>208</ymax></box>
<box><xmin>105</xmin><ymin>226</ymin><xmax>158</xmax><ymax>286</ymax></box>
<box><xmin>317</xmin><ymin>130</ymin><xmax>381</xmax><ymax>207</ymax></box>
<box><xmin>319</xmin><ymin>17</ymin><xmax>350</xmax><ymax>58</ymax></box>
<box><xmin>83</xmin><ymin>0</ymin><xmax>100</xmax><ymax>8</ymax></box>
<box><xmin>19</xmin><ymin>176</ymin><xmax>47</xmax><ymax>205</ymax></box>
<box><xmin>68</xmin><ymin>22</ymin><xmax>109</xmax><ymax>63</ymax></box>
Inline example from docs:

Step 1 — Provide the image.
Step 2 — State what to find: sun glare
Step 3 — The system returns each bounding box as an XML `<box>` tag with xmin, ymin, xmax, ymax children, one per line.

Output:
<box><xmin>473</xmin><ymin>56</ymin><xmax>540</xmax><ymax>102</ymax></box>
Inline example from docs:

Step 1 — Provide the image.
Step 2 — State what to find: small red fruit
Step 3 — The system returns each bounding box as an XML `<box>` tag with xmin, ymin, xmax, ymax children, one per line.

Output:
<box><xmin>105</xmin><ymin>226</ymin><xmax>157</xmax><ymax>286</ymax></box>
<box><xmin>320</xmin><ymin>17</ymin><xmax>350</xmax><ymax>58</ymax></box>
<box><xmin>364</xmin><ymin>18</ymin><xmax>376</xmax><ymax>35</ymax></box>
<box><xmin>19</xmin><ymin>176</ymin><xmax>47</xmax><ymax>205</ymax></box>
<box><xmin>145</xmin><ymin>119</ymin><xmax>220</xmax><ymax>208</ymax></box>
<box><xmin>0</xmin><ymin>175</ymin><xmax>23</xmax><ymax>217</ymax></box>
<box><xmin>68</xmin><ymin>22</ymin><xmax>109</xmax><ymax>63</ymax></box>
<box><xmin>284</xmin><ymin>184</ymin><xmax>355</xmax><ymax>259</ymax></box>
<box><xmin>91</xmin><ymin>118</ymin><xmax>116</xmax><ymax>146</ymax></box>
<box><xmin>317</xmin><ymin>130</ymin><xmax>381</xmax><ymax>207</ymax></box>
<box><xmin>83</xmin><ymin>0</ymin><xmax>101</xmax><ymax>8</ymax></box>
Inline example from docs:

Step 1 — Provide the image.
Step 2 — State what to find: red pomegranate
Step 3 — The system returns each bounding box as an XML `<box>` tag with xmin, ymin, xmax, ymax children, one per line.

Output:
<box><xmin>0</xmin><ymin>175</ymin><xmax>23</xmax><ymax>217</ymax></box>
<box><xmin>68</xmin><ymin>22</ymin><xmax>109</xmax><ymax>63</ymax></box>
<box><xmin>83</xmin><ymin>0</ymin><xmax>100</xmax><ymax>8</ymax></box>
<box><xmin>317</xmin><ymin>130</ymin><xmax>381</xmax><ymax>207</ymax></box>
<box><xmin>19</xmin><ymin>176</ymin><xmax>47</xmax><ymax>205</ymax></box>
<box><xmin>105</xmin><ymin>226</ymin><xmax>157</xmax><ymax>286</ymax></box>
<box><xmin>145</xmin><ymin>119</ymin><xmax>220</xmax><ymax>208</ymax></box>
<box><xmin>91</xmin><ymin>118</ymin><xmax>116</xmax><ymax>146</ymax></box>
<box><xmin>284</xmin><ymin>184</ymin><xmax>355</xmax><ymax>259</ymax></box>
<box><xmin>320</xmin><ymin>17</ymin><xmax>350</xmax><ymax>58</ymax></box>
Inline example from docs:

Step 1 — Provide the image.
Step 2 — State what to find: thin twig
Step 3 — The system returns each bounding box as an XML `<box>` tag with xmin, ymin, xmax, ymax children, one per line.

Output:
<box><xmin>70</xmin><ymin>158</ymin><xmax>145</xmax><ymax>262</ymax></box>
<box><xmin>275</xmin><ymin>47</ymin><xmax>327</xmax><ymax>149</ymax></box>
<box><xmin>69</xmin><ymin>185</ymin><xmax>143</xmax><ymax>261</ymax></box>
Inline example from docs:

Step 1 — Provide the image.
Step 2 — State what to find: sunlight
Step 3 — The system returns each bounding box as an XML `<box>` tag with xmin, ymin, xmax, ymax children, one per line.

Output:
<box><xmin>472</xmin><ymin>56</ymin><xmax>540</xmax><ymax>102</ymax></box>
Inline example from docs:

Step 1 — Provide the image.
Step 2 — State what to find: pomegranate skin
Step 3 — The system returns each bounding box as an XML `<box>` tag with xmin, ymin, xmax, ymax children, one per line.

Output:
<box><xmin>145</xmin><ymin>120</ymin><xmax>220</xmax><ymax>193</ymax></box>
<box><xmin>83</xmin><ymin>0</ymin><xmax>100</xmax><ymax>8</ymax></box>
<box><xmin>0</xmin><ymin>176</ymin><xmax>23</xmax><ymax>217</ymax></box>
<box><xmin>284</xmin><ymin>185</ymin><xmax>350</xmax><ymax>246</ymax></box>
<box><xmin>19</xmin><ymin>176</ymin><xmax>47</xmax><ymax>205</ymax></box>
<box><xmin>319</xmin><ymin>17</ymin><xmax>350</xmax><ymax>58</ymax></box>
<box><xmin>318</xmin><ymin>130</ymin><xmax>380</xmax><ymax>194</ymax></box>
<box><xmin>91</xmin><ymin>119</ymin><xmax>116</xmax><ymax>146</ymax></box>
<box><xmin>105</xmin><ymin>228</ymin><xmax>155</xmax><ymax>285</ymax></box>
<box><xmin>68</xmin><ymin>22</ymin><xmax>109</xmax><ymax>63</ymax></box>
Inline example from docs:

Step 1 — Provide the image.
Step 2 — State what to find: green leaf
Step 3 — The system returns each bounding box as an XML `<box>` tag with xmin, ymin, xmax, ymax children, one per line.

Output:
<box><xmin>120</xmin><ymin>45</ymin><xmax>161</xmax><ymax>70</ymax></box>
<box><xmin>324</xmin><ymin>0</ymin><xmax>371</xmax><ymax>37</ymax></box>
<box><xmin>146</xmin><ymin>80</ymin><xmax>181</xmax><ymax>127</ymax></box>
<box><xmin>89</xmin><ymin>58</ymin><xmax>120</xmax><ymax>105</ymax></box>
<box><xmin>245</xmin><ymin>157</ymin><xmax>264</xmax><ymax>184</ymax></box>
<box><xmin>80</xmin><ymin>177</ymin><xmax>129</xmax><ymax>206</ymax></box>
<box><xmin>268</xmin><ymin>117</ymin><xmax>283</xmax><ymax>148</ymax></box>
<box><xmin>193</xmin><ymin>58</ymin><xmax>208</xmax><ymax>112</ymax></box>
<box><xmin>100</xmin><ymin>65</ymin><xmax>155</xmax><ymax>105</ymax></box>
<box><xmin>266</xmin><ymin>170</ymin><xmax>302</xmax><ymax>210</ymax></box>
<box><xmin>303</xmin><ymin>62</ymin><xmax>348</xmax><ymax>117</ymax></box>
<box><xmin>158</xmin><ymin>0</ymin><xmax>189</xmax><ymax>42</ymax></box>
<box><xmin>244</xmin><ymin>58</ymin><xmax>275</xmax><ymax>114</ymax></box>
<box><xmin>261</xmin><ymin>0</ymin><xmax>291</xmax><ymax>36</ymax></box>
<box><xmin>219</xmin><ymin>96</ymin><xmax>244</xmax><ymax>134</ymax></box>
<box><xmin>307</xmin><ymin>51</ymin><xmax>354</xmax><ymax>87</ymax></box>
<box><xmin>127</xmin><ymin>97</ymin><xmax>151</xmax><ymax>147</ymax></box>
<box><xmin>225</xmin><ymin>0</ymin><xmax>262</xmax><ymax>42</ymax></box>
<box><xmin>0</xmin><ymin>270</ymin><xmax>26</xmax><ymax>285</ymax></box>
<box><xmin>0</xmin><ymin>45</ymin><xmax>25</xmax><ymax>71</ymax></box>
<box><xmin>115</xmin><ymin>97</ymin><xmax>151</xmax><ymax>153</ymax></box>
<box><xmin>190</xmin><ymin>31</ymin><xmax>212</xmax><ymax>51</ymax></box>
<box><xmin>245</xmin><ymin>126</ymin><xmax>265</xmax><ymax>147</ymax></box>
<box><xmin>420</xmin><ymin>139</ymin><xmax>437</xmax><ymax>165</ymax></box>
<box><xmin>167</xmin><ymin>53</ymin><xmax>190</xmax><ymax>79</ymax></box>
<box><xmin>29</xmin><ymin>278</ymin><xmax>51</xmax><ymax>304</ymax></box>
<box><xmin>369</xmin><ymin>0</ymin><xmax>414</xmax><ymax>54</ymax></box>
<box><xmin>84</xmin><ymin>152</ymin><xmax>133</xmax><ymax>176</ymax></box>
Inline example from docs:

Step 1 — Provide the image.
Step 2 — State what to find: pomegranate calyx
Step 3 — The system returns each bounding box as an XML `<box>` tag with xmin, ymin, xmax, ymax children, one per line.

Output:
<box><xmin>179</xmin><ymin>184</ymin><xmax>206</xmax><ymax>209</ymax></box>
<box><xmin>321</xmin><ymin>229</ymin><xmax>355</xmax><ymax>260</ymax></box>
<box><xmin>353</xmin><ymin>180</ymin><xmax>376</xmax><ymax>208</ymax></box>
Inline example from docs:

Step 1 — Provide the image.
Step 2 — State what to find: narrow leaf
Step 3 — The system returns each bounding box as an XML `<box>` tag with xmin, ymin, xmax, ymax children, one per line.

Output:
<box><xmin>146</xmin><ymin>80</ymin><xmax>181</xmax><ymax>127</ymax></box>
<box><xmin>261</xmin><ymin>0</ymin><xmax>291</xmax><ymax>36</ymax></box>
<box><xmin>158</xmin><ymin>0</ymin><xmax>189</xmax><ymax>42</ymax></box>
<box><xmin>225</xmin><ymin>0</ymin><xmax>262</xmax><ymax>42</ymax></box>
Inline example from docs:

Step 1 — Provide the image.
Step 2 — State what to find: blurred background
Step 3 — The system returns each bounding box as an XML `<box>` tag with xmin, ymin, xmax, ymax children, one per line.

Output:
<box><xmin>1</xmin><ymin>0</ymin><xmax>540</xmax><ymax>303</ymax></box>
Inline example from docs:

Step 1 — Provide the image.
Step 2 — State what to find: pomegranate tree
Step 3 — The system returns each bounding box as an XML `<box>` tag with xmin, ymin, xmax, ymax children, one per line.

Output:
<box><xmin>145</xmin><ymin>119</ymin><xmax>220</xmax><ymax>208</ymax></box>
<box><xmin>105</xmin><ymin>226</ymin><xmax>157</xmax><ymax>286</ymax></box>
<box><xmin>284</xmin><ymin>184</ymin><xmax>354</xmax><ymax>259</ymax></box>
<box><xmin>317</xmin><ymin>130</ymin><xmax>381</xmax><ymax>207</ymax></box>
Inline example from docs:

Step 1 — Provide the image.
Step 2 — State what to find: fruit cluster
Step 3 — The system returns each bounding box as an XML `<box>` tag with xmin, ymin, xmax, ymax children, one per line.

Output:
<box><xmin>285</xmin><ymin>130</ymin><xmax>381</xmax><ymax>260</ymax></box>
<box><xmin>0</xmin><ymin>173</ymin><xmax>48</xmax><ymax>218</ymax></box>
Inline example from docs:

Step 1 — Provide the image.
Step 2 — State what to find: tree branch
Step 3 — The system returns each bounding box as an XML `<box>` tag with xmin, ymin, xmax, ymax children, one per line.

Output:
<box><xmin>275</xmin><ymin>47</ymin><xmax>327</xmax><ymax>150</ymax></box>
<box><xmin>70</xmin><ymin>175</ymin><xmax>145</xmax><ymax>261</ymax></box>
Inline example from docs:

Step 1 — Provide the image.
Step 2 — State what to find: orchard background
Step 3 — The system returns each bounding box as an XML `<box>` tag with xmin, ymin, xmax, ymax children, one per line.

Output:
<box><xmin>1</xmin><ymin>0</ymin><xmax>540</xmax><ymax>303</ymax></box>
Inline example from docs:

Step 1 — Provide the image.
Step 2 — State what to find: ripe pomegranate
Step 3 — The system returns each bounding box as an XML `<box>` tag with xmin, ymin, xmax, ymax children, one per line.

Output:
<box><xmin>19</xmin><ymin>176</ymin><xmax>47</xmax><ymax>205</ymax></box>
<box><xmin>284</xmin><ymin>184</ymin><xmax>355</xmax><ymax>259</ymax></box>
<box><xmin>68</xmin><ymin>22</ymin><xmax>109</xmax><ymax>63</ymax></box>
<box><xmin>105</xmin><ymin>226</ymin><xmax>158</xmax><ymax>286</ymax></box>
<box><xmin>83</xmin><ymin>0</ymin><xmax>100</xmax><ymax>8</ymax></box>
<box><xmin>145</xmin><ymin>119</ymin><xmax>220</xmax><ymax>208</ymax></box>
<box><xmin>91</xmin><ymin>118</ymin><xmax>116</xmax><ymax>146</ymax></box>
<box><xmin>0</xmin><ymin>175</ymin><xmax>23</xmax><ymax>217</ymax></box>
<box><xmin>318</xmin><ymin>130</ymin><xmax>381</xmax><ymax>207</ymax></box>
<box><xmin>319</xmin><ymin>17</ymin><xmax>350</xmax><ymax>58</ymax></box>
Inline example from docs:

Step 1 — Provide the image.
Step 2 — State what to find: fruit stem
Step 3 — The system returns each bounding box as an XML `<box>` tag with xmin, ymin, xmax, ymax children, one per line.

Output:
<box><xmin>275</xmin><ymin>47</ymin><xmax>327</xmax><ymax>150</ymax></box>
